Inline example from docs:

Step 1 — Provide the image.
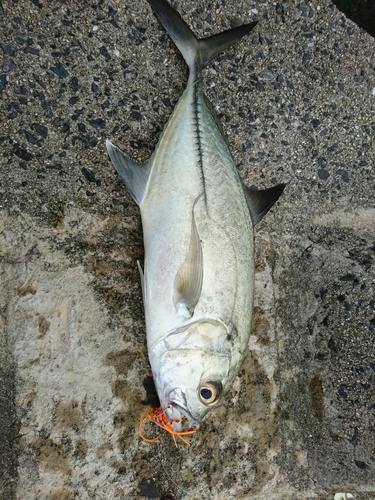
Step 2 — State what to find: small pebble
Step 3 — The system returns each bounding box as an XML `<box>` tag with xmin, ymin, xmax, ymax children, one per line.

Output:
<box><xmin>3</xmin><ymin>58</ymin><xmax>16</xmax><ymax>72</ymax></box>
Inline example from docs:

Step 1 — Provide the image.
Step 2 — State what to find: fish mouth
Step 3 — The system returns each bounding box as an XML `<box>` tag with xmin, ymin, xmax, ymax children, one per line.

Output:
<box><xmin>162</xmin><ymin>392</ymin><xmax>199</xmax><ymax>428</ymax></box>
<box><xmin>171</xmin><ymin>402</ymin><xmax>199</xmax><ymax>426</ymax></box>
<box><xmin>163</xmin><ymin>399</ymin><xmax>200</xmax><ymax>429</ymax></box>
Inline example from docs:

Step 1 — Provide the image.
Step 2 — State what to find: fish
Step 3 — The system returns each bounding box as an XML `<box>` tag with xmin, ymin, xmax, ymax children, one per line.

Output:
<box><xmin>106</xmin><ymin>0</ymin><xmax>286</xmax><ymax>432</ymax></box>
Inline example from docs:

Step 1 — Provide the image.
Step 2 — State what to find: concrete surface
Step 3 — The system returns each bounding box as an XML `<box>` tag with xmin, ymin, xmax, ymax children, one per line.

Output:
<box><xmin>1</xmin><ymin>0</ymin><xmax>374</xmax><ymax>499</ymax></box>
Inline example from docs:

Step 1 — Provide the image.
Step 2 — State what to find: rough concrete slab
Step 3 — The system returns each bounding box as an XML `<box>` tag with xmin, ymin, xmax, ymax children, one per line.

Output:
<box><xmin>0</xmin><ymin>0</ymin><xmax>374</xmax><ymax>499</ymax></box>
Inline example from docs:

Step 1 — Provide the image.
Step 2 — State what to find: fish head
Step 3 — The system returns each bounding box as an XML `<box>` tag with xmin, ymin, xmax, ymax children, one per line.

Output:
<box><xmin>150</xmin><ymin>318</ymin><xmax>242</xmax><ymax>425</ymax></box>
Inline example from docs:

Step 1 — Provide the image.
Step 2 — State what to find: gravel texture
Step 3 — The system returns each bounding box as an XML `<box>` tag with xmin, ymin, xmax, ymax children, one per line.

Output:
<box><xmin>0</xmin><ymin>0</ymin><xmax>374</xmax><ymax>499</ymax></box>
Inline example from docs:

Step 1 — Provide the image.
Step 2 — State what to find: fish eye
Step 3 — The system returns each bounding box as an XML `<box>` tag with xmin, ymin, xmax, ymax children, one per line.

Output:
<box><xmin>198</xmin><ymin>381</ymin><xmax>222</xmax><ymax>404</ymax></box>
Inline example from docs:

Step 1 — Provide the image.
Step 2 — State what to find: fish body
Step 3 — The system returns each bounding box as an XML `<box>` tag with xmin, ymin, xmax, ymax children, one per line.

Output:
<box><xmin>107</xmin><ymin>0</ymin><xmax>285</xmax><ymax>426</ymax></box>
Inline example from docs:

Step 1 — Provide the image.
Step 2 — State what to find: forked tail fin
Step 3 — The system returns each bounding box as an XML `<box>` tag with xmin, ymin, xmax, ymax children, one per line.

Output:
<box><xmin>148</xmin><ymin>0</ymin><xmax>257</xmax><ymax>74</ymax></box>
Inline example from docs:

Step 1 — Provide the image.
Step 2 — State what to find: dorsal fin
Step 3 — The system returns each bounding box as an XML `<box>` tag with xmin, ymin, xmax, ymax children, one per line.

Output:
<box><xmin>106</xmin><ymin>140</ymin><xmax>151</xmax><ymax>206</ymax></box>
<box><xmin>243</xmin><ymin>183</ymin><xmax>287</xmax><ymax>225</ymax></box>
<box><xmin>174</xmin><ymin>196</ymin><xmax>203</xmax><ymax>318</ymax></box>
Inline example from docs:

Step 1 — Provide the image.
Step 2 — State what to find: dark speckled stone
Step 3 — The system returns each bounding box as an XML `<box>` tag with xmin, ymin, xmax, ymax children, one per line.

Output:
<box><xmin>12</xmin><ymin>144</ymin><xmax>31</xmax><ymax>161</ymax></box>
<box><xmin>99</xmin><ymin>46</ymin><xmax>111</xmax><ymax>59</ymax></box>
<box><xmin>24</xmin><ymin>131</ymin><xmax>39</xmax><ymax>145</ymax></box>
<box><xmin>24</xmin><ymin>46</ymin><xmax>40</xmax><ymax>56</ymax></box>
<box><xmin>318</xmin><ymin>169</ymin><xmax>329</xmax><ymax>180</ymax></box>
<box><xmin>337</xmin><ymin>169</ymin><xmax>349</xmax><ymax>182</ymax></box>
<box><xmin>34</xmin><ymin>125</ymin><xmax>48</xmax><ymax>138</ymax></box>
<box><xmin>82</xmin><ymin>167</ymin><xmax>96</xmax><ymax>183</ymax></box>
<box><xmin>88</xmin><ymin>118</ymin><xmax>106</xmax><ymax>129</ymax></box>
<box><xmin>1</xmin><ymin>45</ymin><xmax>17</xmax><ymax>56</ymax></box>
<box><xmin>355</xmin><ymin>460</ymin><xmax>369</xmax><ymax>470</ymax></box>
<box><xmin>3</xmin><ymin>58</ymin><xmax>16</xmax><ymax>72</ymax></box>
<box><xmin>15</xmin><ymin>32</ymin><xmax>27</xmax><ymax>45</ymax></box>
<box><xmin>51</xmin><ymin>63</ymin><xmax>69</xmax><ymax>78</ymax></box>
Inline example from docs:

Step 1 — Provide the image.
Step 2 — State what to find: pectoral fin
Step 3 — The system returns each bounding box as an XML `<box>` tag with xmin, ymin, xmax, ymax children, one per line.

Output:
<box><xmin>174</xmin><ymin>198</ymin><xmax>203</xmax><ymax>318</ymax></box>
<box><xmin>243</xmin><ymin>182</ymin><xmax>286</xmax><ymax>225</ymax></box>
<box><xmin>106</xmin><ymin>140</ymin><xmax>151</xmax><ymax>206</ymax></box>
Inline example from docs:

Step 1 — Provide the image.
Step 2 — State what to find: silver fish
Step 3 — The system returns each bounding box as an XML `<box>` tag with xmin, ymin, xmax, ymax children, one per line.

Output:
<box><xmin>106</xmin><ymin>0</ymin><xmax>285</xmax><ymax>427</ymax></box>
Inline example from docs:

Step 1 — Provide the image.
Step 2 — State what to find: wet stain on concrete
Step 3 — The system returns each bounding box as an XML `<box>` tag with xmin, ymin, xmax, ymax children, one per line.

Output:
<box><xmin>38</xmin><ymin>315</ymin><xmax>50</xmax><ymax>337</ymax></box>
<box><xmin>34</xmin><ymin>437</ymin><xmax>72</xmax><ymax>474</ymax></box>
<box><xmin>50</xmin><ymin>487</ymin><xmax>75</xmax><ymax>500</ymax></box>
<box><xmin>110</xmin><ymin>378</ymin><xmax>131</xmax><ymax>400</ymax></box>
<box><xmin>72</xmin><ymin>437</ymin><xmax>88</xmax><ymax>460</ymax></box>
<box><xmin>138</xmin><ymin>477</ymin><xmax>160</xmax><ymax>498</ymax></box>
<box><xmin>104</xmin><ymin>349</ymin><xmax>138</xmax><ymax>376</ymax></box>
<box><xmin>309</xmin><ymin>372</ymin><xmax>324</xmax><ymax>422</ymax></box>
<box><xmin>55</xmin><ymin>400</ymin><xmax>87</xmax><ymax>432</ymax></box>
<box><xmin>251</xmin><ymin>306</ymin><xmax>271</xmax><ymax>346</ymax></box>
<box><xmin>17</xmin><ymin>273</ymin><xmax>37</xmax><ymax>296</ymax></box>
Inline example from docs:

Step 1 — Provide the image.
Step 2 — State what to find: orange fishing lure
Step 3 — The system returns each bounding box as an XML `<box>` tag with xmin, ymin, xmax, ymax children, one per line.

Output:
<box><xmin>139</xmin><ymin>406</ymin><xmax>196</xmax><ymax>447</ymax></box>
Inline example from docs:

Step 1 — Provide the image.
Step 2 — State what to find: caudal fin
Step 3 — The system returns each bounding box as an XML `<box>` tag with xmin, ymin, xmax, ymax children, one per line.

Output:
<box><xmin>148</xmin><ymin>0</ymin><xmax>257</xmax><ymax>73</ymax></box>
